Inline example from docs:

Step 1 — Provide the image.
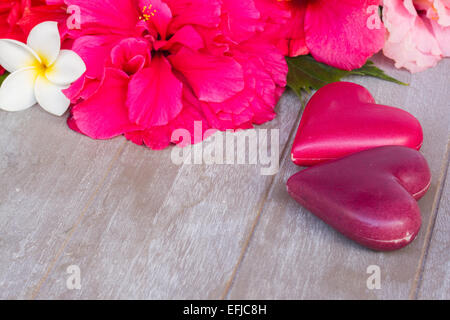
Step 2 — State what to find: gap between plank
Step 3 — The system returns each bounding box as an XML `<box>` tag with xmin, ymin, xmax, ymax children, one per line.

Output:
<box><xmin>409</xmin><ymin>137</ymin><xmax>450</xmax><ymax>300</ymax></box>
<box><xmin>220</xmin><ymin>106</ymin><xmax>304</xmax><ymax>300</ymax></box>
<box><xmin>29</xmin><ymin>140</ymin><xmax>128</xmax><ymax>299</ymax></box>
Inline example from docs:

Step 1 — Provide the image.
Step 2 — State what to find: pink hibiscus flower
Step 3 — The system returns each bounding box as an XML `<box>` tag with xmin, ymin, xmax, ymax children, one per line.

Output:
<box><xmin>260</xmin><ymin>0</ymin><xmax>386</xmax><ymax>70</ymax></box>
<box><xmin>64</xmin><ymin>0</ymin><xmax>288</xmax><ymax>149</ymax></box>
<box><xmin>383</xmin><ymin>0</ymin><xmax>450</xmax><ymax>73</ymax></box>
<box><xmin>0</xmin><ymin>0</ymin><xmax>42</xmax><ymax>41</ymax></box>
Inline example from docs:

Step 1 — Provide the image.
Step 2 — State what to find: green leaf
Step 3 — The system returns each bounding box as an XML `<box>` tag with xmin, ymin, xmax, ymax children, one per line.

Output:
<box><xmin>351</xmin><ymin>60</ymin><xmax>407</xmax><ymax>86</ymax></box>
<box><xmin>286</xmin><ymin>55</ymin><xmax>407</xmax><ymax>101</ymax></box>
<box><xmin>0</xmin><ymin>72</ymin><xmax>9</xmax><ymax>86</ymax></box>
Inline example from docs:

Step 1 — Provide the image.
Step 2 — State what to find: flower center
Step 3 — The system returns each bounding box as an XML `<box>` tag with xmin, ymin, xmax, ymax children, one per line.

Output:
<box><xmin>35</xmin><ymin>62</ymin><xmax>49</xmax><ymax>76</ymax></box>
<box><xmin>139</xmin><ymin>5</ymin><xmax>157</xmax><ymax>21</ymax></box>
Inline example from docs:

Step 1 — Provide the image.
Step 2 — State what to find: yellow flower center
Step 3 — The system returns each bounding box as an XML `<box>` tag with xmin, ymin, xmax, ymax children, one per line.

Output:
<box><xmin>35</xmin><ymin>63</ymin><xmax>48</xmax><ymax>76</ymax></box>
<box><xmin>139</xmin><ymin>5</ymin><xmax>157</xmax><ymax>21</ymax></box>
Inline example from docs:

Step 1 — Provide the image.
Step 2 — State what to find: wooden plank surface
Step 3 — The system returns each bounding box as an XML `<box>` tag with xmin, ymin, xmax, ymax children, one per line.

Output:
<box><xmin>31</xmin><ymin>93</ymin><xmax>301</xmax><ymax>299</ymax></box>
<box><xmin>227</xmin><ymin>56</ymin><xmax>450</xmax><ymax>300</ymax></box>
<box><xmin>0</xmin><ymin>107</ymin><xmax>125</xmax><ymax>299</ymax></box>
<box><xmin>1</xmin><ymin>55</ymin><xmax>448</xmax><ymax>300</ymax></box>
<box><xmin>417</xmin><ymin>149</ymin><xmax>450</xmax><ymax>300</ymax></box>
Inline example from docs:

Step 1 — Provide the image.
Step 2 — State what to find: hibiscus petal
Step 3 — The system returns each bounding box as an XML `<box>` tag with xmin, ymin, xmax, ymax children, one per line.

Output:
<box><xmin>236</xmin><ymin>41</ymin><xmax>288</xmax><ymax>87</ymax></box>
<box><xmin>72</xmin><ymin>35</ymin><xmax>124</xmax><ymax>79</ymax></box>
<box><xmin>158</xmin><ymin>25</ymin><xmax>204</xmax><ymax>51</ymax></box>
<box><xmin>305</xmin><ymin>0</ymin><xmax>386</xmax><ymax>70</ymax></box>
<box><xmin>65</xmin><ymin>0</ymin><xmax>139</xmax><ymax>33</ymax></box>
<box><xmin>220</xmin><ymin>0</ymin><xmax>264</xmax><ymax>42</ymax></box>
<box><xmin>34</xmin><ymin>75</ymin><xmax>70</xmax><ymax>116</ymax></box>
<box><xmin>253</xmin><ymin>0</ymin><xmax>307</xmax><ymax>57</ymax></box>
<box><xmin>0</xmin><ymin>39</ymin><xmax>41</xmax><ymax>73</ymax></box>
<box><xmin>169</xmin><ymin>47</ymin><xmax>245</xmax><ymax>103</ymax></box>
<box><xmin>45</xmin><ymin>50</ymin><xmax>86</xmax><ymax>86</ymax></box>
<box><xmin>0</xmin><ymin>67</ymin><xmax>38</xmax><ymax>111</ymax></box>
<box><xmin>110</xmin><ymin>38</ymin><xmax>150</xmax><ymax>74</ymax></box>
<box><xmin>282</xmin><ymin>0</ymin><xmax>309</xmax><ymax>57</ymax></box>
<box><xmin>125</xmin><ymin>87</ymin><xmax>211</xmax><ymax>150</ymax></box>
<box><xmin>70</xmin><ymin>68</ymin><xmax>140</xmax><ymax>139</ymax></box>
<box><xmin>127</xmin><ymin>55</ymin><xmax>183</xmax><ymax>127</ymax></box>
<box><xmin>165</xmin><ymin>0</ymin><xmax>221</xmax><ymax>31</ymax></box>
<box><xmin>139</xmin><ymin>0</ymin><xmax>172</xmax><ymax>40</ymax></box>
<box><xmin>27</xmin><ymin>21</ymin><xmax>61</xmax><ymax>67</ymax></box>
<box><xmin>17</xmin><ymin>4</ymin><xmax>69</xmax><ymax>38</ymax></box>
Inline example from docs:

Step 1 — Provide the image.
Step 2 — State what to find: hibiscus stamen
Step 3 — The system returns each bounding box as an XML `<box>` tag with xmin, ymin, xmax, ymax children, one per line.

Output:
<box><xmin>139</xmin><ymin>5</ymin><xmax>157</xmax><ymax>21</ymax></box>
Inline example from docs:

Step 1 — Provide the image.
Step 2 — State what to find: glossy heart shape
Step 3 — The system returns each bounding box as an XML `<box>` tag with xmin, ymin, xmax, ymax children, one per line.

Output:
<box><xmin>287</xmin><ymin>146</ymin><xmax>431</xmax><ymax>251</ymax></box>
<box><xmin>291</xmin><ymin>82</ymin><xmax>423</xmax><ymax>166</ymax></box>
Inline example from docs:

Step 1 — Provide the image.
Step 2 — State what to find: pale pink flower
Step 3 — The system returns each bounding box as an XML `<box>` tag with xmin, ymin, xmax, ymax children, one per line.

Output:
<box><xmin>383</xmin><ymin>0</ymin><xmax>450</xmax><ymax>72</ymax></box>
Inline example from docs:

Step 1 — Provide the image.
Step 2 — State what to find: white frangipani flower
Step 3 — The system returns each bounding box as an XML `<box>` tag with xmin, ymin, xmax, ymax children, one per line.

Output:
<box><xmin>0</xmin><ymin>21</ymin><xmax>86</xmax><ymax>116</ymax></box>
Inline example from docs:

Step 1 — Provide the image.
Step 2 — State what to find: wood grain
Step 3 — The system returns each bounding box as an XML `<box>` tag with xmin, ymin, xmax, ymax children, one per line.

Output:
<box><xmin>1</xmin><ymin>56</ymin><xmax>449</xmax><ymax>300</ymax></box>
<box><xmin>416</xmin><ymin>144</ymin><xmax>450</xmax><ymax>300</ymax></box>
<box><xmin>227</xmin><ymin>57</ymin><xmax>450</xmax><ymax>300</ymax></box>
<box><xmin>31</xmin><ymin>92</ymin><xmax>301</xmax><ymax>299</ymax></box>
<box><xmin>0</xmin><ymin>107</ymin><xmax>124</xmax><ymax>299</ymax></box>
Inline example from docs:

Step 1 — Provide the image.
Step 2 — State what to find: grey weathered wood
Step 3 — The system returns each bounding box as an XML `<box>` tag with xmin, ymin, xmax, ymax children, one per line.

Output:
<box><xmin>0</xmin><ymin>107</ymin><xmax>125</xmax><ymax>299</ymax></box>
<box><xmin>227</xmin><ymin>56</ymin><xmax>450</xmax><ymax>300</ymax></box>
<box><xmin>417</xmin><ymin>152</ymin><xmax>450</xmax><ymax>300</ymax></box>
<box><xmin>1</xmin><ymin>55</ymin><xmax>449</xmax><ymax>300</ymax></box>
<box><xmin>31</xmin><ymin>92</ymin><xmax>301</xmax><ymax>299</ymax></box>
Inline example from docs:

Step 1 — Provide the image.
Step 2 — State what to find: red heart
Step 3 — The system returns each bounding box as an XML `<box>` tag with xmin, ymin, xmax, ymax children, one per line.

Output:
<box><xmin>291</xmin><ymin>82</ymin><xmax>423</xmax><ymax>166</ymax></box>
<box><xmin>287</xmin><ymin>146</ymin><xmax>431</xmax><ymax>251</ymax></box>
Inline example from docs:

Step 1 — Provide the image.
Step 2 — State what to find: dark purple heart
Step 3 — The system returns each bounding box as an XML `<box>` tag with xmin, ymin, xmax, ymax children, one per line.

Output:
<box><xmin>287</xmin><ymin>146</ymin><xmax>431</xmax><ymax>251</ymax></box>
